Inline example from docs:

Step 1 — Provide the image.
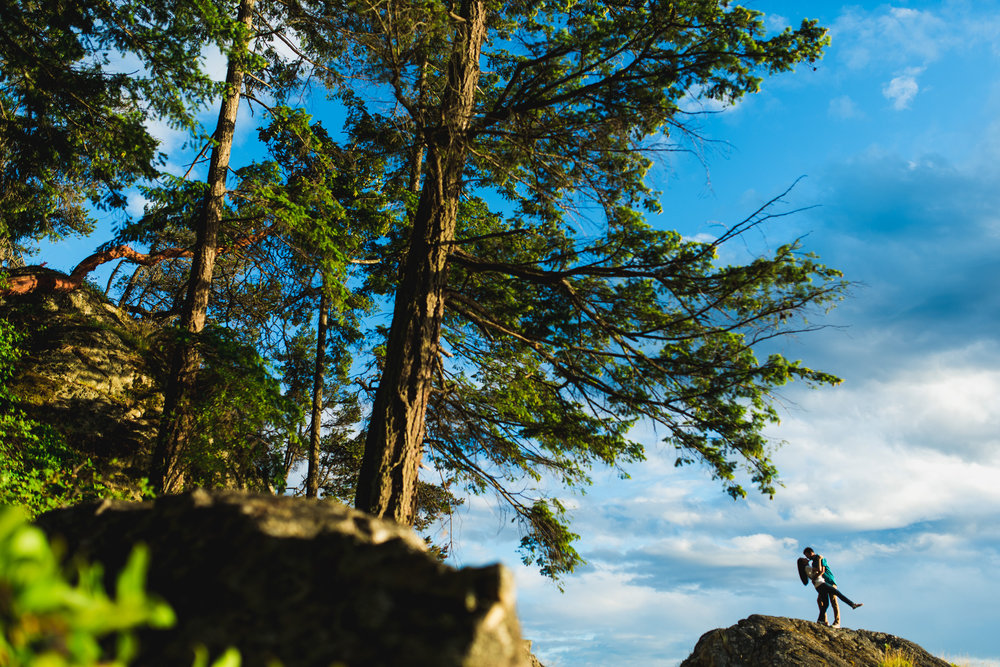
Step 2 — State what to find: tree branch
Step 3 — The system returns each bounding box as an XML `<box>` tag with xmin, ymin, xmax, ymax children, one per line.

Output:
<box><xmin>2</xmin><ymin>229</ymin><xmax>273</xmax><ymax>297</ymax></box>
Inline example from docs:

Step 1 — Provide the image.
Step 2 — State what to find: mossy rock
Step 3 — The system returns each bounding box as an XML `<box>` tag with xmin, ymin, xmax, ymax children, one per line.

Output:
<box><xmin>1</xmin><ymin>270</ymin><xmax>165</xmax><ymax>480</ymax></box>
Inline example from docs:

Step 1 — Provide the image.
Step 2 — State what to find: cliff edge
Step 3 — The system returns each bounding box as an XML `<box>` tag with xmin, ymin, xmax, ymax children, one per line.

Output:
<box><xmin>680</xmin><ymin>614</ymin><xmax>950</xmax><ymax>667</ymax></box>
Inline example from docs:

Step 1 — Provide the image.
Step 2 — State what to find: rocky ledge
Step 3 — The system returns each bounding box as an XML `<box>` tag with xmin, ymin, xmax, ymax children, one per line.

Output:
<box><xmin>680</xmin><ymin>614</ymin><xmax>950</xmax><ymax>667</ymax></box>
<box><xmin>37</xmin><ymin>489</ymin><xmax>539</xmax><ymax>667</ymax></box>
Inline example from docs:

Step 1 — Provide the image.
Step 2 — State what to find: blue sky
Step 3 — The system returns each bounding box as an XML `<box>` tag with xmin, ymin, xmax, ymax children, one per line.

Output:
<box><xmin>29</xmin><ymin>1</ymin><xmax>1000</xmax><ymax>665</ymax></box>
<box><xmin>437</xmin><ymin>2</ymin><xmax>1000</xmax><ymax>666</ymax></box>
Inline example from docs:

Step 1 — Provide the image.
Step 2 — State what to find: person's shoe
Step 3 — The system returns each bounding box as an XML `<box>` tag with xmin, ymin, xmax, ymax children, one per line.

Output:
<box><xmin>831</xmin><ymin>621</ymin><xmax>841</xmax><ymax>628</ymax></box>
<box><xmin>852</xmin><ymin>602</ymin><xmax>864</xmax><ymax>610</ymax></box>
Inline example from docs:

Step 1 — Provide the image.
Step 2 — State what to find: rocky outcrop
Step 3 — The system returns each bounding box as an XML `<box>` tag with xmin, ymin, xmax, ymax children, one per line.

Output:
<box><xmin>680</xmin><ymin>614</ymin><xmax>950</xmax><ymax>667</ymax></box>
<box><xmin>1</xmin><ymin>274</ymin><xmax>161</xmax><ymax>469</ymax></box>
<box><xmin>36</xmin><ymin>489</ymin><xmax>535</xmax><ymax>667</ymax></box>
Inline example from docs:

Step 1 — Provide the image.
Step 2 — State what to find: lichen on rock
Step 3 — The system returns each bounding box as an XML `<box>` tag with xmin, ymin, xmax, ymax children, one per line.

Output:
<box><xmin>1</xmin><ymin>273</ymin><xmax>163</xmax><ymax>477</ymax></box>
<box><xmin>680</xmin><ymin>614</ymin><xmax>950</xmax><ymax>667</ymax></box>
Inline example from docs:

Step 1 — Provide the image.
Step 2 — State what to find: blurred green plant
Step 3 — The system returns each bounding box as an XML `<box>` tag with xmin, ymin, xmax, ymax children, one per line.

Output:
<box><xmin>0</xmin><ymin>506</ymin><xmax>246</xmax><ymax>667</ymax></box>
<box><xmin>192</xmin><ymin>647</ymin><xmax>243</xmax><ymax>667</ymax></box>
<box><xmin>0</xmin><ymin>505</ymin><xmax>173</xmax><ymax>665</ymax></box>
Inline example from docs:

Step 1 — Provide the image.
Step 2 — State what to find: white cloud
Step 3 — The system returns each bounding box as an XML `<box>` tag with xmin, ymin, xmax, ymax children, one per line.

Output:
<box><xmin>450</xmin><ymin>341</ymin><xmax>1000</xmax><ymax>666</ymax></box>
<box><xmin>144</xmin><ymin>117</ymin><xmax>190</xmax><ymax>159</ymax></box>
<box><xmin>126</xmin><ymin>192</ymin><xmax>151</xmax><ymax>218</ymax></box>
<box><xmin>833</xmin><ymin>6</ymin><xmax>954</xmax><ymax>70</ymax></box>
<box><xmin>202</xmin><ymin>44</ymin><xmax>229</xmax><ymax>83</ymax></box>
<box><xmin>494</xmin><ymin>333</ymin><xmax>1000</xmax><ymax>665</ymax></box>
<box><xmin>764</xmin><ymin>14</ymin><xmax>790</xmax><ymax>34</ymax></box>
<box><xmin>678</xmin><ymin>95</ymin><xmax>741</xmax><ymax>115</ymax></box>
<box><xmin>678</xmin><ymin>81</ymin><xmax>748</xmax><ymax>116</ymax></box>
<box><xmin>882</xmin><ymin>67</ymin><xmax>924</xmax><ymax>110</ymax></box>
<box><xmin>829</xmin><ymin>94</ymin><xmax>861</xmax><ymax>119</ymax></box>
<box><xmin>444</xmin><ymin>131</ymin><xmax>1000</xmax><ymax>666</ymax></box>
<box><xmin>514</xmin><ymin>561</ymin><xmax>740</xmax><ymax>666</ymax></box>
<box><xmin>939</xmin><ymin>659</ymin><xmax>1000</xmax><ymax>667</ymax></box>
<box><xmin>680</xmin><ymin>232</ymin><xmax>718</xmax><ymax>245</ymax></box>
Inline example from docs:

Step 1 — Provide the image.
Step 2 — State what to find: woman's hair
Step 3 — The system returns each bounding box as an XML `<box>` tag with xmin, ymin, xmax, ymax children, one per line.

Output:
<box><xmin>797</xmin><ymin>557</ymin><xmax>811</xmax><ymax>585</ymax></box>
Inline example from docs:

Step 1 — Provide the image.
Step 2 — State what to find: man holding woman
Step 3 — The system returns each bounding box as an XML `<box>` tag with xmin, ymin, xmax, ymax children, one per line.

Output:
<box><xmin>797</xmin><ymin>546</ymin><xmax>863</xmax><ymax>628</ymax></box>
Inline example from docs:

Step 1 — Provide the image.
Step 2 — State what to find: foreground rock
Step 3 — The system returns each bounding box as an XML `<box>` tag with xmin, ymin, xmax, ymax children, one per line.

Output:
<box><xmin>680</xmin><ymin>614</ymin><xmax>950</xmax><ymax>667</ymax></box>
<box><xmin>37</xmin><ymin>490</ymin><xmax>534</xmax><ymax>667</ymax></box>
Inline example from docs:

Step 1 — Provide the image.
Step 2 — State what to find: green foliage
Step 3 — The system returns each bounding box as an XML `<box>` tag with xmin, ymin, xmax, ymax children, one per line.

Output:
<box><xmin>265</xmin><ymin>0</ymin><xmax>839</xmax><ymax>579</ymax></box>
<box><xmin>517</xmin><ymin>500</ymin><xmax>581</xmax><ymax>584</ymax></box>
<box><xmin>419</xmin><ymin>190</ymin><xmax>846</xmax><ymax>577</ymax></box>
<box><xmin>152</xmin><ymin>325</ymin><xmax>304</xmax><ymax>492</ymax></box>
<box><xmin>191</xmin><ymin>647</ymin><xmax>244</xmax><ymax>667</ymax></box>
<box><xmin>3</xmin><ymin>0</ymin><xmax>844</xmax><ymax>583</ymax></box>
<box><xmin>104</xmin><ymin>103</ymin><xmax>391</xmax><ymax>497</ymax></box>
<box><xmin>472</xmin><ymin>2</ymin><xmax>829</xmax><ymax>227</ymax></box>
<box><xmin>0</xmin><ymin>505</ymin><xmax>174</xmax><ymax>665</ymax></box>
<box><xmin>0</xmin><ymin>0</ymin><xmax>236</xmax><ymax>253</ymax></box>
<box><xmin>0</xmin><ymin>506</ymin><xmax>243</xmax><ymax>666</ymax></box>
<box><xmin>236</xmin><ymin>104</ymin><xmax>391</xmax><ymax>285</ymax></box>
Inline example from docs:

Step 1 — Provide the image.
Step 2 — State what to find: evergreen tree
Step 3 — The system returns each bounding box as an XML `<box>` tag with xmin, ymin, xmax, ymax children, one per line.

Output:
<box><xmin>3</xmin><ymin>0</ymin><xmax>848</xmax><ymax>580</ymax></box>
<box><xmin>150</xmin><ymin>0</ymin><xmax>259</xmax><ymax>493</ymax></box>
<box><xmin>120</xmin><ymin>103</ymin><xmax>388</xmax><ymax>493</ymax></box>
<box><xmin>289</xmin><ymin>0</ymin><xmax>842</xmax><ymax>576</ymax></box>
<box><xmin>0</xmin><ymin>0</ymin><xmax>231</xmax><ymax>256</ymax></box>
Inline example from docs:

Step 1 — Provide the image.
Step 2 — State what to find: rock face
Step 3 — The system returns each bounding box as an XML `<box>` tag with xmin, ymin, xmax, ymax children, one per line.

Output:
<box><xmin>1</xmin><ymin>275</ymin><xmax>161</xmax><ymax>470</ymax></box>
<box><xmin>37</xmin><ymin>490</ymin><xmax>534</xmax><ymax>667</ymax></box>
<box><xmin>680</xmin><ymin>614</ymin><xmax>950</xmax><ymax>667</ymax></box>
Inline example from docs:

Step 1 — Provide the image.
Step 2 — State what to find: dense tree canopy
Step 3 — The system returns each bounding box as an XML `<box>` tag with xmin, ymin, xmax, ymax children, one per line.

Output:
<box><xmin>280</xmin><ymin>0</ymin><xmax>840</xmax><ymax>574</ymax></box>
<box><xmin>0</xmin><ymin>0</ymin><xmax>847</xmax><ymax>579</ymax></box>
<box><xmin>0</xmin><ymin>0</ymin><xmax>232</xmax><ymax>256</ymax></box>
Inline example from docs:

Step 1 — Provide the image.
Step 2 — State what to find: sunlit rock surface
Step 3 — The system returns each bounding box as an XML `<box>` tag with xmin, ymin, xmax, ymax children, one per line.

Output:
<box><xmin>680</xmin><ymin>614</ymin><xmax>950</xmax><ymax>667</ymax></box>
<box><xmin>1</xmin><ymin>275</ymin><xmax>161</xmax><ymax>471</ymax></box>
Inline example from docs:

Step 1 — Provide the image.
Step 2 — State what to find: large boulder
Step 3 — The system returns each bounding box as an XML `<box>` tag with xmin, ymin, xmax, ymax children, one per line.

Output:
<box><xmin>36</xmin><ymin>489</ymin><xmax>534</xmax><ymax>667</ymax></box>
<box><xmin>1</xmin><ymin>272</ymin><xmax>161</xmax><ymax>470</ymax></box>
<box><xmin>680</xmin><ymin>614</ymin><xmax>950</xmax><ymax>667</ymax></box>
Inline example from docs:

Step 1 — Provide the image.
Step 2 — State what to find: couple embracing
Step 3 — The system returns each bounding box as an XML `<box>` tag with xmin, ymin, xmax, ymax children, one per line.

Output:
<box><xmin>797</xmin><ymin>546</ymin><xmax>863</xmax><ymax>628</ymax></box>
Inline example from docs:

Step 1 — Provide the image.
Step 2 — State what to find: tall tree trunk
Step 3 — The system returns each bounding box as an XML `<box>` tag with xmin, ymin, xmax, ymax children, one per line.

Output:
<box><xmin>354</xmin><ymin>0</ymin><xmax>487</xmax><ymax>525</ymax></box>
<box><xmin>408</xmin><ymin>56</ymin><xmax>428</xmax><ymax>195</ymax></box>
<box><xmin>149</xmin><ymin>0</ymin><xmax>257</xmax><ymax>493</ymax></box>
<box><xmin>306</xmin><ymin>277</ymin><xmax>329</xmax><ymax>498</ymax></box>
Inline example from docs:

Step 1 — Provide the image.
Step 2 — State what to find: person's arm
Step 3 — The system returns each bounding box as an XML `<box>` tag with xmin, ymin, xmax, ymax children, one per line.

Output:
<box><xmin>812</xmin><ymin>555</ymin><xmax>826</xmax><ymax>578</ymax></box>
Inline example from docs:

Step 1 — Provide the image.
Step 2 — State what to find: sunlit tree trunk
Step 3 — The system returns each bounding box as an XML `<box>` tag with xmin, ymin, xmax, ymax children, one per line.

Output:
<box><xmin>306</xmin><ymin>278</ymin><xmax>329</xmax><ymax>498</ymax></box>
<box><xmin>408</xmin><ymin>56</ymin><xmax>428</xmax><ymax>195</ymax></box>
<box><xmin>354</xmin><ymin>0</ymin><xmax>487</xmax><ymax>524</ymax></box>
<box><xmin>150</xmin><ymin>0</ymin><xmax>257</xmax><ymax>493</ymax></box>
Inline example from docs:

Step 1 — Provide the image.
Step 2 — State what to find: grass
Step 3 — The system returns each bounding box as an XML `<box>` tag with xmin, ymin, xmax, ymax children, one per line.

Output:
<box><xmin>879</xmin><ymin>646</ymin><xmax>914</xmax><ymax>667</ymax></box>
<box><xmin>880</xmin><ymin>644</ymin><xmax>978</xmax><ymax>666</ymax></box>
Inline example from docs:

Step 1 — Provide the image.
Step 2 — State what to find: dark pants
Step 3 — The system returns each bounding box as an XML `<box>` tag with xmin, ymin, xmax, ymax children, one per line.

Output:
<box><xmin>816</xmin><ymin>582</ymin><xmax>855</xmax><ymax>620</ymax></box>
